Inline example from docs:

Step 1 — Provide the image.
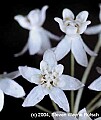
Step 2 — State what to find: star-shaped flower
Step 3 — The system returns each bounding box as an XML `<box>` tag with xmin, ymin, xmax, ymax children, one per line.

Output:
<box><xmin>52</xmin><ymin>108</ymin><xmax>101</xmax><ymax>120</ymax></box>
<box><xmin>18</xmin><ymin>50</ymin><xmax>84</xmax><ymax>112</ymax></box>
<box><xmin>14</xmin><ymin>5</ymin><xmax>60</xmax><ymax>57</ymax></box>
<box><xmin>85</xmin><ymin>4</ymin><xmax>101</xmax><ymax>35</ymax></box>
<box><xmin>0</xmin><ymin>70</ymin><xmax>25</xmax><ymax>111</ymax></box>
<box><xmin>54</xmin><ymin>8</ymin><xmax>97</xmax><ymax>67</ymax></box>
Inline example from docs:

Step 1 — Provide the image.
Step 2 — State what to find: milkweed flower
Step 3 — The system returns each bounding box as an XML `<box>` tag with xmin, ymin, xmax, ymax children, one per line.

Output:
<box><xmin>0</xmin><ymin>71</ymin><xmax>25</xmax><ymax>111</ymax></box>
<box><xmin>18</xmin><ymin>50</ymin><xmax>84</xmax><ymax>112</ymax></box>
<box><xmin>52</xmin><ymin>108</ymin><xmax>101</xmax><ymax>120</ymax></box>
<box><xmin>14</xmin><ymin>5</ymin><xmax>60</xmax><ymax>57</ymax></box>
<box><xmin>54</xmin><ymin>8</ymin><xmax>97</xmax><ymax>67</ymax></box>
<box><xmin>85</xmin><ymin>4</ymin><xmax>101</xmax><ymax>36</ymax></box>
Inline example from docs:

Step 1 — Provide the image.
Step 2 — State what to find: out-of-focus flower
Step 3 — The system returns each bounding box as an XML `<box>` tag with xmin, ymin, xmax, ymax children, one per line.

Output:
<box><xmin>85</xmin><ymin>4</ymin><xmax>101</xmax><ymax>35</ymax></box>
<box><xmin>52</xmin><ymin>108</ymin><xmax>101</xmax><ymax>120</ymax></box>
<box><xmin>0</xmin><ymin>71</ymin><xmax>25</xmax><ymax>111</ymax></box>
<box><xmin>19</xmin><ymin>50</ymin><xmax>84</xmax><ymax>112</ymax></box>
<box><xmin>54</xmin><ymin>8</ymin><xmax>97</xmax><ymax>67</ymax></box>
<box><xmin>14</xmin><ymin>5</ymin><xmax>60</xmax><ymax>57</ymax></box>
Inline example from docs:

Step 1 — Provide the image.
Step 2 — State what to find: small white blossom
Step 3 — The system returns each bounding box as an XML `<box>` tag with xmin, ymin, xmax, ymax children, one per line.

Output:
<box><xmin>52</xmin><ymin>108</ymin><xmax>101</xmax><ymax>120</ymax></box>
<box><xmin>85</xmin><ymin>4</ymin><xmax>101</xmax><ymax>35</ymax></box>
<box><xmin>19</xmin><ymin>50</ymin><xmax>84</xmax><ymax>112</ymax></box>
<box><xmin>54</xmin><ymin>8</ymin><xmax>97</xmax><ymax>67</ymax></box>
<box><xmin>0</xmin><ymin>71</ymin><xmax>25</xmax><ymax>111</ymax></box>
<box><xmin>14</xmin><ymin>5</ymin><xmax>60</xmax><ymax>57</ymax></box>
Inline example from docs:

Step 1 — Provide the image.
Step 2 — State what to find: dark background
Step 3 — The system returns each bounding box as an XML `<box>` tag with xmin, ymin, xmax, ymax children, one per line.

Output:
<box><xmin>0</xmin><ymin>0</ymin><xmax>101</xmax><ymax>119</ymax></box>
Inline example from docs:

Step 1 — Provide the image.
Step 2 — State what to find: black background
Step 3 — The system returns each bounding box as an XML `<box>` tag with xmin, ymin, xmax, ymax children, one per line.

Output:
<box><xmin>0</xmin><ymin>0</ymin><xmax>101</xmax><ymax>119</ymax></box>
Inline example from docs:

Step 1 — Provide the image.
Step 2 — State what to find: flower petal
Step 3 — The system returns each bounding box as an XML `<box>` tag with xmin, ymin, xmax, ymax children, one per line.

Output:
<box><xmin>76</xmin><ymin>11</ymin><xmax>89</xmax><ymax>22</ymax></box>
<box><xmin>88</xmin><ymin>76</ymin><xmax>101</xmax><ymax>91</ymax></box>
<box><xmin>54</xmin><ymin>35</ymin><xmax>71</xmax><ymax>61</ymax></box>
<box><xmin>14</xmin><ymin>15</ymin><xmax>31</xmax><ymax>30</ymax></box>
<box><xmin>0</xmin><ymin>89</ymin><xmax>4</xmax><ymax>112</ymax></box>
<box><xmin>22</xmin><ymin>85</ymin><xmax>46</xmax><ymax>107</ymax></box>
<box><xmin>54</xmin><ymin>17</ymin><xmax>66</xmax><ymax>33</ymax></box>
<box><xmin>71</xmin><ymin>36</ymin><xmax>88</xmax><ymax>67</ymax></box>
<box><xmin>54</xmin><ymin>64</ymin><xmax>64</xmax><ymax>76</ymax></box>
<box><xmin>62</xmin><ymin>8</ymin><xmax>74</xmax><ymax>20</ymax></box>
<box><xmin>28</xmin><ymin>30</ymin><xmax>42</xmax><ymax>55</ymax></box>
<box><xmin>84</xmin><ymin>25</ymin><xmax>101</xmax><ymax>35</ymax></box>
<box><xmin>14</xmin><ymin>42</ymin><xmax>28</xmax><ymax>57</ymax></box>
<box><xmin>43</xmin><ymin>49</ymin><xmax>57</xmax><ymax>67</ymax></box>
<box><xmin>2</xmin><ymin>70</ymin><xmax>20</xmax><ymax>79</ymax></box>
<box><xmin>18</xmin><ymin>66</ymin><xmax>41</xmax><ymax>84</ymax></box>
<box><xmin>58</xmin><ymin>75</ymin><xmax>84</xmax><ymax>90</ymax></box>
<box><xmin>95</xmin><ymin>117</ymin><xmax>101</xmax><ymax>120</ymax></box>
<box><xmin>49</xmin><ymin>87</ymin><xmax>70</xmax><ymax>112</ymax></box>
<box><xmin>0</xmin><ymin>78</ymin><xmax>25</xmax><ymax>98</ymax></box>
<box><xmin>96</xmin><ymin>67</ymin><xmax>101</xmax><ymax>74</ymax></box>
<box><xmin>99</xmin><ymin>3</ymin><xmax>101</xmax><ymax>22</ymax></box>
<box><xmin>78</xmin><ymin>108</ymin><xmax>92</xmax><ymax>120</ymax></box>
<box><xmin>80</xmin><ymin>38</ymin><xmax>97</xmax><ymax>56</ymax></box>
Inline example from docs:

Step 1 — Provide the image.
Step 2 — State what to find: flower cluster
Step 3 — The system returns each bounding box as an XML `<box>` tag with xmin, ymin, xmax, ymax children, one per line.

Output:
<box><xmin>0</xmin><ymin>3</ymin><xmax>101</xmax><ymax>120</ymax></box>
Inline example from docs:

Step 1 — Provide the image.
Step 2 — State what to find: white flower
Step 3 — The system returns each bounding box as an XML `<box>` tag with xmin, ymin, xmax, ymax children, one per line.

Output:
<box><xmin>14</xmin><ymin>5</ymin><xmax>60</xmax><ymax>57</ymax></box>
<box><xmin>52</xmin><ymin>108</ymin><xmax>101</xmax><ymax>120</ymax></box>
<box><xmin>18</xmin><ymin>49</ymin><xmax>84</xmax><ymax>112</ymax></box>
<box><xmin>54</xmin><ymin>8</ymin><xmax>97</xmax><ymax>67</ymax></box>
<box><xmin>85</xmin><ymin>4</ymin><xmax>101</xmax><ymax>35</ymax></box>
<box><xmin>0</xmin><ymin>70</ymin><xmax>25</xmax><ymax>111</ymax></box>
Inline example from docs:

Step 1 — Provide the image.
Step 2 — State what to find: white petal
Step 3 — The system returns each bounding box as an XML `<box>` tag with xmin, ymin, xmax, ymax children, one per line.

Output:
<box><xmin>0</xmin><ymin>78</ymin><xmax>25</xmax><ymax>98</ymax></box>
<box><xmin>49</xmin><ymin>87</ymin><xmax>70</xmax><ymax>112</ymax></box>
<box><xmin>99</xmin><ymin>4</ymin><xmax>101</xmax><ymax>22</ymax></box>
<box><xmin>76</xmin><ymin>11</ymin><xmax>89</xmax><ymax>22</ymax></box>
<box><xmin>2</xmin><ymin>70</ymin><xmax>20</xmax><ymax>79</ymax></box>
<box><xmin>54</xmin><ymin>64</ymin><xmax>64</xmax><ymax>76</ymax></box>
<box><xmin>62</xmin><ymin>8</ymin><xmax>74</xmax><ymax>20</ymax></box>
<box><xmin>84</xmin><ymin>25</ymin><xmax>101</xmax><ymax>35</ymax></box>
<box><xmin>18</xmin><ymin>66</ymin><xmax>41</xmax><ymax>84</ymax></box>
<box><xmin>71</xmin><ymin>36</ymin><xmax>88</xmax><ymax>67</ymax></box>
<box><xmin>54</xmin><ymin>35</ymin><xmax>71</xmax><ymax>61</ymax></box>
<box><xmin>65</xmin><ymin>26</ymin><xmax>77</xmax><ymax>35</ymax></box>
<box><xmin>14</xmin><ymin>42</ymin><xmax>28</xmax><ymax>57</ymax></box>
<box><xmin>28</xmin><ymin>30</ymin><xmax>42</xmax><ymax>55</ymax></box>
<box><xmin>88</xmin><ymin>76</ymin><xmax>101</xmax><ymax>91</ymax></box>
<box><xmin>14</xmin><ymin>15</ymin><xmax>31</xmax><ymax>30</ymax></box>
<box><xmin>78</xmin><ymin>108</ymin><xmax>92</xmax><ymax>120</ymax></box>
<box><xmin>22</xmin><ymin>85</ymin><xmax>46</xmax><ymax>107</ymax></box>
<box><xmin>0</xmin><ymin>89</ymin><xmax>4</xmax><ymax>112</ymax></box>
<box><xmin>95</xmin><ymin>117</ymin><xmax>101</xmax><ymax>120</ymax></box>
<box><xmin>54</xmin><ymin>17</ymin><xmax>66</xmax><ymax>33</ymax></box>
<box><xmin>58</xmin><ymin>75</ymin><xmax>84</xmax><ymax>90</ymax></box>
<box><xmin>43</xmin><ymin>49</ymin><xmax>57</xmax><ymax>67</ymax></box>
<box><xmin>40</xmin><ymin>5</ymin><xmax>48</xmax><ymax>25</ymax></box>
<box><xmin>80</xmin><ymin>38</ymin><xmax>97</xmax><ymax>56</ymax></box>
<box><xmin>96</xmin><ymin>67</ymin><xmax>101</xmax><ymax>74</ymax></box>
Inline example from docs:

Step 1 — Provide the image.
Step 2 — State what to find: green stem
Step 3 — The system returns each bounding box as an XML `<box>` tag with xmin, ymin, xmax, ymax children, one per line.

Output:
<box><xmin>86</xmin><ymin>92</ymin><xmax>101</xmax><ymax>109</ymax></box>
<box><xmin>51</xmin><ymin>100</ymin><xmax>59</xmax><ymax>111</ymax></box>
<box><xmin>73</xmin><ymin>35</ymin><xmax>101</xmax><ymax>114</ymax></box>
<box><xmin>70</xmin><ymin>53</ymin><xmax>75</xmax><ymax>113</ymax></box>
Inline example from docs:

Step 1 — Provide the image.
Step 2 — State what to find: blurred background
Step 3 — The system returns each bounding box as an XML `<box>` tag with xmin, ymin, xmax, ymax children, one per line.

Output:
<box><xmin>0</xmin><ymin>0</ymin><xmax>101</xmax><ymax>119</ymax></box>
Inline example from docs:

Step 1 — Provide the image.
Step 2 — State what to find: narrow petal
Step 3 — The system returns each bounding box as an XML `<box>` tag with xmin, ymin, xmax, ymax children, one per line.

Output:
<box><xmin>84</xmin><ymin>25</ymin><xmax>101</xmax><ymax>35</ymax></box>
<box><xmin>76</xmin><ymin>11</ymin><xmax>89</xmax><ymax>22</ymax></box>
<box><xmin>49</xmin><ymin>87</ymin><xmax>70</xmax><ymax>112</ymax></box>
<box><xmin>54</xmin><ymin>64</ymin><xmax>64</xmax><ymax>76</ymax></box>
<box><xmin>14</xmin><ymin>15</ymin><xmax>31</xmax><ymax>30</ymax></box>
<box><xmin>18</xmin><ymin>66</ymin><xmax>41</xmax><ymax>84</ymax></box>
<box><xmin>22</xmin><ymin>85</ymin><xmax>46</xmax><ymax>107</ymax></box>
<box><xmin>54</xmin><ymin>35</ymin><xmax>71</xmax><ymax>61</ymax></box>
<box><xmin>14</xmin><ymin>42</ymin><xmax>28</xmax><ymax>57</ymax></box>
<box><xmin>0</xmin><ymin>78</ymin><xmax>25</xmax><ymax>98</ymax></box>
<box><xmin>43</xmin><ymin>49</ymin><xmax>57</xmax><ymax>67</ymax></box>
<box><xmin>2</xmin><ymin>70</ymin><xmax>20</xmax><ymax>79</ymax></box>
<box><xmin>58</xmin><ymin>75</ymin><xmax>84</xmax><ymax>90</ymax></box>
<box><xmin>40</xmin><ymin>5</ymin><xmax>48</xmax><ymax>25</ymax></box>
<box><xmin>0</xmin><ymin>89</ymin><xmax>4</xmax><ymax>112</ymax></box>
<box><xmin>99</xmin><ymin>3</ymin><xmax>101</xmax><ymax>22</ymax></box>
<box><xmin>28</xmin><ymin>30</ymin><xmax>42</xmax><ymax>55</ymax></box>
<box><xmin>80</xmin><ymin>38</ymin><xmax>97</xmax><ymax>56</ymax></box>
<box><xmin>54</xmin><ymin>17</ymin><xmax>66</xmax><ymax>33</ymax></box>
<box><xmin>88</xmin><ymin>76</ymin><xmax>101</xmax><ymax>91</ymax></box>
<box><xmin>71</xmin><ymin>36</ymin><xmax>88</xmax><ymax>67</ymax></box>
<box><xmin>62</xmin><ymin>8</ymin><xmax>74</xmax><ymax>20</ymax></box>
<box><xmin>78</xmin><ymin>108</ymin><xmax>92</xmax><ymax>120</ymax></box>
